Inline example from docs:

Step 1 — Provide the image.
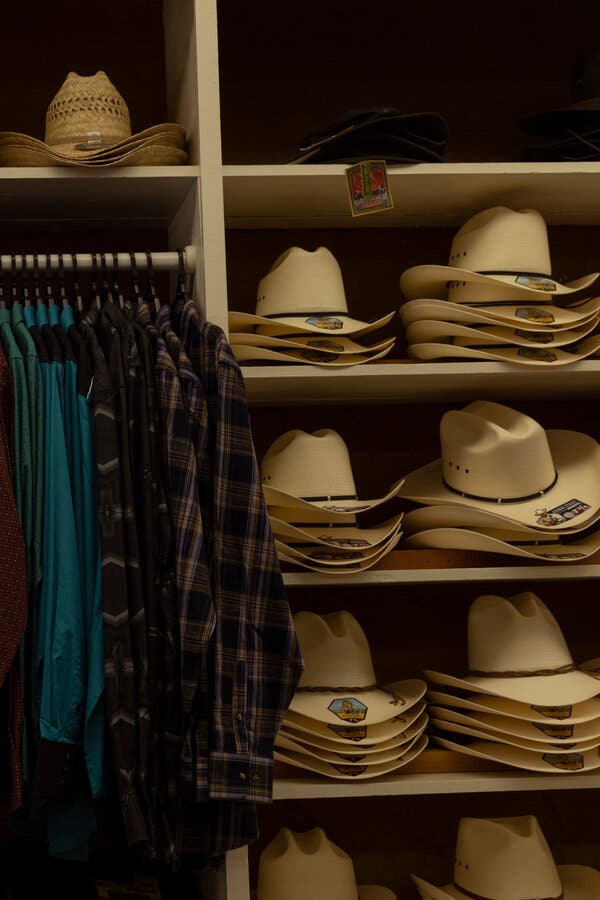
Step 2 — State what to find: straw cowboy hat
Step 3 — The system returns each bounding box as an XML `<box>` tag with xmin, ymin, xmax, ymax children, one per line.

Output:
<box><xmin>276</xmin><ymin>719</ymin><xmax>427</xmax><ymax>764</ymax></box>
<box><xmin>426</xmin><ymin>689</ymin><xmax>600</xmax><ymax>726</ymax></box>
<box><xmin>289</xmin><ymin>611</ymin><xmax>426</xmax><ymax>726</ymax></box>
<box><xmin>434</xmin><ymin>733</ymin><xmax>600</xmax><ymax>773</ymax></box>
<box><xmin>261</xmin><ymin>429</ymin><xmax>403</xmax><ymax>514</ymax></box>
<box><xmin>407</xmin><ymin>335</ymin><xmax>600</xmax><ymax>366</ymax></box>
<box><xmin>231</xmin><ymin>344</ymin><xmax>393</xmax><ymax>366</ymax></box>
<box><xmin>429</xmin><ymin>705</ymin><xmax>600</xmax><ymax>746</ymax></box>
<box><xmin>405</xmin><ymin>525</ymin><xmax>600</xmax><ymax>562</ymax></box>
<box><xmin>283</xmin><ymin>700</ymin><xmax>427</xmax><ymax>745</ymax></box>
<box><xmin>398</xmin><ymin>401</ymin><xmax>600</xmax><ymax>530</ymax></box>
<box><xmin>274</xmin><ymin>527</ymin><xmax>402</xmax><ymax>568</ymax></box>
<box><xmin>280</xmin><ymin>708</ymin><xmax>427</xmax><ymax>753</ymax></box>
<box><xmin>229</xmin><ymin>332</ymin><xmax>395</xmax><ymax>355</ymax></box>
<box><xmin>425</xmin><ymin>592</ymin><xmax>600</xmax><ymax>706</ymax></box>
<box><xmin>430</xmin><ymin>715</ymin><xmax>600</xmax><ymax>754</ymax></box>
<box><xmin>403</xmin><ymin>505</ymin><xmax>600</xmax><ymax>537</ymax></box>
<box><xmin>229</xmin><ymin>247</ymin><xmax>395</xmax><ymax>336</ymax></box>
<box><xmin>269</xmin><ymin>512</ymin><xmax>405</xmax><ymax>551</ymax></box>
<box><xmin>0</xmin><ymin>72</ymin><xmax>187</xmax><ymax>167</ymax></box>
<box><xmin>412</xmin><ymin>816</ymin><xmax>600</xmax><ymax>900</ymax></box>
<box><xmin>275</xmin><ymin>733</ymin><xmax>428</xmax><ymax>779</ymax></box>
<box><xmin>406</xmin><ymin>316</ymin><xmax>600</xmax><ymax>348</ymax></box>
<box><xmin>257</xmin><ymin>828</ymin><xmax>396</xmax><ymax>900</ymax></box>
<box><xmin>400</xmin><ymin>207</ymin><xmax>598</xmax><ymax>299</ymax></box>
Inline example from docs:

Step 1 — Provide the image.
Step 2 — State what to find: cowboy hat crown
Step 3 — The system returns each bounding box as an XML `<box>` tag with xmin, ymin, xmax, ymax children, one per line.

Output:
<box><xmin>257</xmin><ymin>827</ymin><xmax>359</xmax><ymax>900</ymax></box>
<box><xmin>261</xmin><ymin>429</ymin><xmax>357</xmax><ymax>500</ymax></box>
<box><xmin>295</xmin><ymin>611</ymin><xmax>377</xmax><ymax>690</ymax></box>
<box><xmin>256</xmin><ymin>246</ymin><xmax>348</xmax><ymax>318</ymax></box>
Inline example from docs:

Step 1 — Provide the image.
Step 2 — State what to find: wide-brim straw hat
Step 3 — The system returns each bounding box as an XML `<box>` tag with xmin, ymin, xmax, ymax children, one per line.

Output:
<box><xmin>275</xmin><ymin>526</ymin><xmax>402</xmax><ymax>567</ymax></box>
<box><xmin>406</xmin><ymin>316</ymin><xmax>599</xmax><ymax>348</ymax></box>
<box><xmin>276</xmin><ymin>542</ymin><xmax>399</xmax><ymax>574</ymax></box>
<box><xmin>229</xmin><ymin>332</ymin><xmax>395</xmax><ymax>355</ymax></box>
<box><xmin>434</xmin><ymin>733</ymin><xmax>600</xmax><ymax>772</ymax></box>
<box><xmin>407</xmin><ymin>335</ymin><xmax>600</xmax><ymax>365</ymax></box>
<box><xmin>400</xmin><ymin>295</ymin><xmax>600</xmax><ymax>330</ymax></box>
<box><xmin>429</xmin><ymin>704</ymin><xmax>600</xmax><ymax>745</ymax></box>
<box><xmin>290</xmin><ymin>676</ymin><xmax>425</xmax><ymax>727</ymax></box>
<box><xmin>431</xmin><ymin>716</ymin><xmax>600</xmax><ymax>753</ymax></box>
<box><xmin>424</xmin><ymin>592</ymin><xmax>600</xmax><ymax>707</ymax></box>
<box><xmin>269</xmin><ymin>512</ymin><xmax>404</xmax><ymax>551</ymax></box>
<box><xmin>275</xmin><ymin>733</ymin><xmax>428</xmax><ymax>779</ymax></box>
<box><xmin>0</xmin><ymin>71</ymin><xmax>187</xmax><ymax>167</ymax></box>
<box><xmin>405</xmin><ymin>525</ymin><xmax>600</xmax><ymax>563</ymax></box>
<box><xmin>426</xmin><ymin>689</ymin><xmax>600</xmax><ymax>726</ymax></box>
<box><xmin>400</xmin><ymin>207</ymin><xmax>598</xmax><ymax>299</ymax></box>
<box><xmin>276</xmin><ymin>719</ymin><xmax>427</xmax><ymax>764</ymax></box>
<box><xmin>281</xmin><ymin>705</ymin><xmax>427</xmax><ymax>751</ymax></box>
<box><xmin>398</xmin><ymin>401</ymin><xmax>600</xmax><ymax>530</ymax></box>
<box><xmin>283</xmin><ymin>700</ymin><xmax>427</xmax><ymax>745</ymax></box>
<box><xmin>413</xmin><ymin>868</ymin><xmax>600</xmax><ymax>900</ymax></box>
<box><xmin>231</xmin><ymin>343</ymin><xmax>393</xmax><ymax>366</ymax></box>
<box><xmin>403</xmin><ymin>505</ymin><xmax>600</xmax><ymax>537</ymax></box>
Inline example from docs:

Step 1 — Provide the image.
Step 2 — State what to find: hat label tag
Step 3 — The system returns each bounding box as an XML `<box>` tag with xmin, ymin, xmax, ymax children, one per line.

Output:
<box><xmin>515</xmin><ymin>307</ymin><xmax>556</xmax><ymax>323</ymax></box>
<box><xmin>515</xmin><ymin>274</ymin><xmax>557</xmax><ymax>291</ymax></box>
<box><xmin>319</xmin><ymin>536</ymin><xmax>370</xmax><ymax>548</ymax></box>
<box><xmin>327</xmin><ymin>724</ymin><xmax>368</xmax><ymax>741</ymax></box>
<box><xmin>531</xmin><ymin>704</ymin><xmax>573</xmax><ymax>719</ymax></box>
<box><xmin>542</xmin><ymin>751</ymin><xmax>584</xmax><ymax>771</ymax></box>
<box><xmin>305</xmin><ymin>315</ymin><xmax>344</xmax><ymax>330</ymax></box>
<box><xmin>534</xmin><ymin>498</ymin><xmax>590</xmax><ymax>527</ymax></box>
<box><xmin>533</xmin><ymin>723</ymin><xmax>575</xmax><ymax>739</ymax></box>
<box><xmin>306</xmin><ymin>338</ymin><xmax>345</xmax><ymax>352</ymax></box>
<box><xmin>328</xmin><ymin>697</ymin><xmax>368</xmax><ymax>723</ymax></box>
<box><xmin>517</xmin><ymin>347</ymin><xmax>558</xmax><ymax>362</ymax></box>
<box><xmin>332</xmin><ymin>763</ymin><xmax>368</xmax><ymax>775</ymax></box>
<box><xmin>345</xmin><ymin>160</ymin><xmax>394</xmax><ymax>217</ymax></box>
<box><xmin>514</xmin><ymin>328</ymin><xmax>555</xmax><ymax>344</ymax></box>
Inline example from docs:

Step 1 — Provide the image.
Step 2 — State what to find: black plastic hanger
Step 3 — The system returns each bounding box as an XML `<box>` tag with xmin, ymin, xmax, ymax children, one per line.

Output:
<box><xmin>89</xmin><ymin>251</ymin><xmax>101</xmax><ymax>313</ymax></box>
<box><xmin>45</xmin><ymin>253</ymin><xmax>54</xmax><ymax>307</ymax></box>
<box><xmin>176</xmin><ymin>249</ymin><xmax>186</xmax><ymax>303</ymax></box>
<box><xmin>71</xmin><ymin>253</ymin><xmax>83</xmax><ymax>320</ymax></box>
<box><xmin>100</xmin><ymin>251</ymin><xmax>110</xmax><ymax>305</ymax></box>
<box><xmin>129</xmin><ymin>250</ymin><xmax>140</xmax><ymax>308</ymax></box>
<box><xmin>9</xmin><ymin>254</ymin><xmax>18</xmax><ymax>310</ymax></box>
<box><xmin>145</xmin><ymin>249</ymin><xmax>160</xmax><ymax>315</ymax></box>
<box><xmin>111</xmin><ymin>251</ymin><xmax>123</xmax><ymax>309</ymax></box>
<box><xmin>33</xmin><ymin>255</ymin><xmax>42</xmax><ymax>307</ymax></box>
<box><xmin>0</xmin><ymin>259</ymin><xmax>6</xmax><ymax>311</ymax></box>
<box><xmin>58</xmin><ymin>253</ymin><xmax>68</xmax><ymax>310</ymax></box>
<box><xmin>21</xmin><ymin>255</ymin><xmax>30</xmax><ymax>308</ymax></box>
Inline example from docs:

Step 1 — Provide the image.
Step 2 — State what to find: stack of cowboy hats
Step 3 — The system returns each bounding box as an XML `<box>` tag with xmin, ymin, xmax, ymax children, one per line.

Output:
<box><xmin>424</xmin><ymin>592</ymin><xmax>600</xmax><ymax>774</ymax></box>
<box><xmin>412</xmin><ymin>815</ymin><xmax>600</xmax><ymax>899</ymax></box>
<box><xmin>229</xmin><ymin>247</ymin><xmax>396</xmax><ymax>366</ymax></box>
<box><xmin>292</xmin><ymin>107</ymin><xmax>448</xmax><ymax>164</ymax></box>
<box><xmin>275</xmin><ymin>611</ymin><xmax>428</xmax><ymax>780</ymax></box>
<box><xmin>261</xmin><ymin>429</ymin><xmax>404</xmax><ymax>574</ymax></box>
<box><xmin>258</xmin><ymin>827</ymin><xmax>396</xmax><ymax>900</ymax></box>
<box><xmin>400</xmin><ymin>400</ymin><xmax>600</xmax><ymax>562</ymax></box>
<box><xmin>521</xmin><ymin>52</ymin><xmax>600</xmax><ymax>161</ymax></box>
<box><xmin>400</xmin><ymin>207</ymin><xmax>600</xmax><ymax>366</ymax></box>
<box><xmin>0</xmin><ymin>72</ymin><xmax>187</xmax><ymax>167</ymax></box>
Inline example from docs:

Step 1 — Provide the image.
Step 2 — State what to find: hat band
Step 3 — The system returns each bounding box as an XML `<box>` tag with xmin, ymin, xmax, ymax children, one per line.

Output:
<box><xmin>467</xmin><ymin>663</ymin><xmax>578</xmax><ymax>679</ymax></box>
<box><xmin>445</xmin><ymin>299</ymin><xmax>555</xmax><ymax>309</ymax></box>
<box><xmin>262</xmin><ymin>311</ymin><xmax>349</xmax><ymax>319</ymax></box>
<box><xmin>300</xmin><ymin>493</ymin><xmax>358</xmax><ymax>502</ymax></box>
<box><xmin>453</xmin><ymin>881</ymin><xmax>563</xmax><ymax>900</ymax></box>
<box><xmin>442</xmin><ymin>469</ymin><xmax>558</xmax><ymax>504</ymax></box>
<box><xmin>476</xmin><ymin>270</ymin><xmax>556</xmax><ymax>281</ymax></box>
<box><xmin>296</xmin><ymin>683</ymin><xmax>406</xmax><ymax>705</ymax></box>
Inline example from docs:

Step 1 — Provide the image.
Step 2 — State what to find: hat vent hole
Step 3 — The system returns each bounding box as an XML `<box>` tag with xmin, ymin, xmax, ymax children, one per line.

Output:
<box><xmin>465</xmin><ymin>468</ymin><xmax>469</xmax><ymax>474</ymax></box>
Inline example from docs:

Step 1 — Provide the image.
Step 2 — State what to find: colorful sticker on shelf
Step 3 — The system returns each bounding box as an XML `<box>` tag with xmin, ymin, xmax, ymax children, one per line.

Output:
<box><xmin>332</xmin><ymin>764</ymin><xmax>368</xmax><ymax>776</ymax></box>
<box><xmin>328</xmin><ymin>697</ymin><xmax>368</xmax><ymax>723</ymax></box>
<box><xmin>514</xmin><ymin>328</ymin><xmax>554</xmax><ymax>344</ymax></box>
<box><xmin>533</xmin><ymin>723</ymin><xmax>575</xmax><ymax>739</ymax></box>
<box><xmin>305</xmin><ymin>315</ymin><xmax>344</xmax><ymax>330</ymax></box>
<box><xmin>345</xmin><ymin>160</ymin><xmax>394</xmax><ymax>217</ymax></box>
<box><xmin>534</xmin><ymin>498</ymin><xmax>590</xmax><ymax>527</ymax></box>
<box><xmin>530</xmin><ymin>704</ymin><xmax>573</xmax><ymax>719</ymax></box>
<box><xmin>517</xmin><ymin>347</ymin><xmax>558</xmax><ymax>362</ymax></box>
<box><xmin>97</xmin><ymin>878</ymin><xmax>162</xmax><ymax>900</ymax></box>
<box><xmin>542</xmin><ymin>752</ymin><xmax>584</xmax><ymax>771</ymax></box>
<box><xmin>327</xmin><ymin>724</ymin><xmax>368</xmax><ymax>741</ymax></box>
<box><xmin>515</xmin><ymin>307</ymin><xmax>555</xmax><ymax>324</ymax></box>
<box><xmin>515</xmin><ymin>275</ymin><xmax>557</xmax><ymax>292</ymax></box>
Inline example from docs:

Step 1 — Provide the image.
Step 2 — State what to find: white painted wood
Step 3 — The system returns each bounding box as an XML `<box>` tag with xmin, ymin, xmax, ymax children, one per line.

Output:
<box><xmin>224</xmin><ymin>162</ymin><xmax>600</xmax><ymax>228</ymax></box>
<box><xmin>224</xmin><ymin>847</ymin><xmax>252</xmax><ymax>900</ymax></box>
<box><xmin>273</xmin><ymin>770</ymin><xmax>600</xmax><ymax>800</ymax></box>
<box><xmin>242</xmin><ymin>361</ymin><xmax>600</xmax><ymax>405</ymax></box>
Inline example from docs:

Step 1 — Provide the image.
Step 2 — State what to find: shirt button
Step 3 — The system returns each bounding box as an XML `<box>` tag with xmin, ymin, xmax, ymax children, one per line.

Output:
<box><xmin>236</xmin><ymin>713</ymin><xmax>244</xmax><ymax>722</ymax></box>
<box><xmin>253</xmin><ymin>775</ymin><xmax>260</xmax><ymax>783</ymax></box>
<box><xmin>240</xmin><ymin>772</ymin><xmax>246</xmax><ymax>781</ymax></box>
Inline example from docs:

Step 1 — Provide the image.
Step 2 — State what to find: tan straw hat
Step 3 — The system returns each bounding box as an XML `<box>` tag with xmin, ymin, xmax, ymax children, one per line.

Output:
<box><xmin>405</xmin><ymin>316</ymin><xmax>599</xmax><ymax>348</ymax></box>
<box><xmin>412</xmin><ymin>816</ymin><xmax>600</xmax><ymax>899</ymax></box>
<box><xmin>426</xmin><ymin>689</ymin><xmax>600</xmax><ymax>726</ymax></box>
<box><xmin>275</xmin><ymin>733</ymin><xmax>428</xmax><ymax>779</ymax></box>
<box><xmin>407</xmin><ymin>335</ymin><xmax>600</xmax><ymax>365</ymax></box>
<box><xmin>400</xmin><ymin>294</ymin><xmax>600</xmax><ymax>330</ymax></box>
<box><xmin>403</xmin><ymin>504</ymin><xmax>600</xmax><ymax>537</ymax></box>
<box><xmin>257</xmin><ymin>828</ymin><xmax>396</xmax><ymax>900</ymax></box>
<box><xmin>429</xmin><ymin>705</ymin><xmax>600</xmax><ymax>746</ymax></box>
<box><xmin>0</xmin><ymin>71</ymin><xmax>187</xmax><ymax>167</ymax></box>
<box><xmin>405</xmin><ymin>525</ymin><xmax>600</xmax><ymax>562</ymax></box>
<box><xmin>425</xmin><ymin>592</ymin><xmax>600</xmax><ymax>706</ymax></box>
<box><xmin>434</xmin><ymin>733</ymin><xmax>600</xmax><ymax>772</ymax></box>
<box><xmin>276</xmin><ymin>718</ymin><xmax>427</xmax><ymax>764</ymax></box>
<box><xmin>282</xmin><ymin>700</ymin><xmax>426</xmax><ymax>745</ymax></box>
<box><xmin>280</xmin><ymin>705</ymin><xmax>427</xmax><ymax>751</ymax></box>
<box><xmin>400</xmin><ymin>207</ymin><xmax>598</xmax><ymax>299</ymax></box>
<box><xmin>398</xmin><ymin>401</ymin><xmax>600</xmax><ymax>530</ymax></box>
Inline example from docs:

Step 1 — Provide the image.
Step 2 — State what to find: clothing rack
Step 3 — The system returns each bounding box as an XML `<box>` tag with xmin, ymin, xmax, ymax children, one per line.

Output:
<box><xmin>0</xmin><ymin>246</ymin><xmax>197</xmax><ymax>275</ymax></box>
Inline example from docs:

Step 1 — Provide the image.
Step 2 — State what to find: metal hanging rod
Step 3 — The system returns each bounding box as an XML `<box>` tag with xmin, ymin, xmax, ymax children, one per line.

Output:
<box><xmin>0</xmin><ymin>246</ymin><xmax>197</xmax><ymax>274</ymax></box>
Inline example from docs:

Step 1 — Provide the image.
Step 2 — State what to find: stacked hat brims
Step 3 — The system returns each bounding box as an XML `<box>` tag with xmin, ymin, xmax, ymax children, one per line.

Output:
<box><xmin>275</xmin><ymin>611</ymin><xmax>428</xmax><ymax>779</ymax></box>
<box><xmin>423</xmin><ymin>592</ymin><xmax>600</xmax><ymax>773</ymax></box>
<box><xmin>262</xmin><ymin>428</ymin><xmax>403</xmax><ymax>574</ymax></box>
<box><xmin>400</xmin><ymin>207</ymin><xmax>600</xmax><ymax>366</ymax></box>
<box><xmin>229</xmin><ymin>247</ymin><xmax>396</xmax><ymax>366</ymax></box>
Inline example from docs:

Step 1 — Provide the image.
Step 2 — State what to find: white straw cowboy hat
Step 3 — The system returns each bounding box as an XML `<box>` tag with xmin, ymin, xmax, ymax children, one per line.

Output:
<box><xmin>434</xmin><ymin>733</ymin><xmax>600</xmax><ymax>772</ymax></box>
<box><xmin>400</xmin><ymin>207</ymin><xmax>598</xmax><ymax>299</ymax></box>
<box><xmin>406</xmin><ymin>316</ymin><xmax>599</xmax><ymax>348</ymax></box>
<box><xmin>257</xmin><ymin>828</ymin><xmax>396</xmax><ymax>900</ymax></box>
<box><xmin>0</xmin><ymin>71</ymin><xmax>187</xmax><ymax>167</ymax></box>
<box><xmin>262</xmin><ymin>429</ymin><xmax>403</xmax><ymax>515</ymax></box>
<box><xmin>403</xmin><ymin>505</ymin><xmax>600</xmax><ymax>537</ymax></box>
<box><xmin>407</xmin><ymin>335</ymin><xmax>600</xmax><ymax>366</ymax></box>
<box><xmin>429</xmin><ymin>705</ymin><xmax>600</xmax><ymax>746</ymax></box>
<box><xmin>427</xmin><ymin>689</ymin><xmax>600</xmax><ymax>725</ymax></box>
<box><xmin>400</xmin><ymin>293</ymin><xmax>600</xmax><ymax>330</ymax></box>
<box><xmin>289</xmin><ymin>611</ymin><xmax>425</xmax><ymax>725</ymax></box>
<box><xmin>229</xmin><ymin>247</ymin><xmax>395</xmax><ymax>337</ymax></box>
<box><xmin>405</xmin><ymin>525</ymin><xmax>600</xmax><ymax>562</ymax></box>
<box><xmin>425</xmin><ymin>592</ymin><xmax>600</xmax><ymax>706</ymax></box>
<box><xmin>231</xmin><ymin>344</ymin><xmax>393</xmax><ymax>366</ymax></box>
<box><xmin>269</xmin><ymin>512</ymin><xmax>404</xmax><ymax>551</ymax></box>
<box><xmin>282</xmin><ymin>700</ymin><xmax>427</xmax><ymax>745</ymax></box>
<box><xmin>398</xmin><ymin>400</ymin><xmax>600</xmax><ymax>530</ymax></box>
<box><xmin>280</xmin><ymin>707</ymin><xmax>427</xmax><ymax>752</ymax></box>
<box><xmin>275</xmin><ymin>733</ymin><xmax>428</xmax><ymax>779</ymax></box>
<box><xmin>276</xmin><ymin>719</ymin><xmax>427</xmax><ymax>764</ymax></box>
<box><xmin>412</xmin><ymin>816</ymin><xmax>600</xmax><ymax>900</ymax></box>
<box><xmin>430</xmin><ymin>715</ymin><xmax>600</xmax><ymax>754</ymax></box>
<box><xmin>229</xmin><ymin>332</ymin><xmax>395</xmax><ymax>355</ymax></box>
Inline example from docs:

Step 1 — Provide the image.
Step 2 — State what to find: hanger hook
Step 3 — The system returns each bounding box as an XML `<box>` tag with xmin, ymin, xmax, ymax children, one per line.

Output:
<box><xmin>145</xmin><ymin>249</ymin><xmax>160</xmax><ymax>314</ymax></box>
<box><xmin>129</xmin><ymin>250</ymin><xmax>140</xmax><ymax>304</ymax></box>
<box><xmin>58</xmin><ymin>252</ymin><xmax>67</xmax><ymax>308</ymax></box>
<box><xmin>33</xmin><ymin>254</ymin><xmax>41</xmax><ymax>306</ymax></box>
<box><xmin>72</xmin><ymin>252</ymin><xmax>83</xmax><ymax>318</ymax></box>
<box><xmin>21</xmin><ymin>254</ymin><xmax>30</xmax><ymax>307</ymax></box>
<box><xmin>10</xmin><ymin>254</ymin><xmax>17</xmax><ymax>307</ymax></box>
<box><xmin>45</xmin><ymin>252</ymin><xmax>54</xmax><ymax>305</ymax></box>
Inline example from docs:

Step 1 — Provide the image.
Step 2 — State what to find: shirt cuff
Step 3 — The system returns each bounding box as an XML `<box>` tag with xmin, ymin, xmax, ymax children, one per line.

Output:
<box><xmin>34</xmin><ymin>740</ymin><xmax>80</xmax><ymax>799</ymax></box>
<box><xmin>208</xmin><ymin>752</ymin><xmax>273</xmax><ymax>803</ymax></box>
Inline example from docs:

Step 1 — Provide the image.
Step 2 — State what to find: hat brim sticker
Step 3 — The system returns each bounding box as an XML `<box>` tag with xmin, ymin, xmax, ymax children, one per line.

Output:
<box><xmin>327</xmin><ymin>697</ymin><xmax>368</xmax><ymax>723</ymax></box>
<box><xmin>542</xmin><ymin>752</ymin><xmax>584</xmax><ymax>771</ymax></box>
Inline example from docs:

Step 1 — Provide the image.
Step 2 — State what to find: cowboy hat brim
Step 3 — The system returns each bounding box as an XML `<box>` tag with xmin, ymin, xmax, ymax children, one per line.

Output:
<box><xmin>276</xmin><ymin>541</ymin><xmax>398</xmax><ymax>574</ymax></box>
<box><xmin>402</xmin><ymin>505</ymin><xmax>600</xmax><ymax>537</ymax></box>
<box><xmin>404</xmin><ymin>525</ymin><xmax>600</xmax><ymax>562</ymax></box>
<box><xmin>282</xmin><ymin>700</ymin><xmax>427</xmax><ymax>745</ymax></box>
<box><xmin>276</xmin><ymin>720</ymin><xmax>427</xmax><ymax>764</ymax></box>
<box><xmin>426</xmin><ymin>689</ymin><xmax>600</xmax><ymax>725</ymax></box>
<box><xmin>269</xmin><ymin>512</ymin><xmax>404</xmax><ymax>550</ymax></box>
<box><xmin>400</xmin><ymin>265</ymin><xmax>598</xmax><ymax>300</ymax></box>
<box><xmin>232</xmin><ymin>343</ymin><xmax>393</xmax><ymax>366</ymax></box>
<box><xmin>265</xmin><ymin>478</ymin><xmax>403</xmax><ymax>516</ymax></box>
<box><xmin>405</xmin><ymin>317</ymin><xmax>599</xmax><ymax>348</ymax></box>
<box><xmin>280</xmin><ymin>707</ymin><xmax>427</xmax><ymax>752</ymax></box>
<box><xmin>274</xmin><ymin>526</ymin><xmax>402</xmax><ymax>567</ymax></box>
<box><xmin>0</xmin><ymin>123</ymin><xmax>186</xmax><ymax>158</ymax></box>
<box><xmin>430</xmin><ymin>716</ymin><xmax>600</xmax><ymax>753</ymax></box>
<box><xmin>0</xmin><ymin>142</ymin><xmax>187</xmax><ymax>167</ymax></box>
<box><xmin>398</xmin><ymin>429</ymin><xmax>600</xmax><ymax>531</ymax></box>
<box><xmin>520</xmin><ymin>104</ymin><xmax>600</xmax><ymax>137</ymax></box>
<box><xmin>289</xmin><ymin>678</ymin><xmax>426</xmax><ymax>727</ymax></box>
<box><xmin>400</xmin><ymin>297</ymin><xmax>600</xmax><ymax>330</ymax></box>
<box><xmin>274</xmin><ymin>734</ymin><xmax>428</xmax><ymax>779</ymax></box>
<box><xmin>433</xmin><ymin>734</ymin><xmax>600</xmax><ymax>773</ymax></box>
<box><xmin>229</xmin><ymin>309</ymin><xmax>395</xmax><ymax>337</ymax></box>
<box><xmin>412</xmin><ymin>866</ymin><xmax>600</xmax><ymax>900</ymax></box>
<box><xmin>429</xmin><ymin>704</ymin><xmax>600</xmax><ymax>745</ymax></box>
<box><xmin>229</xmin><ymin>331</ymin><xmax>395</xmax><ymax>355</ymax></box>
<box><xmin>407</xmin><ymin>334</ymin><xmax>600</xmax><ymax>366</ymax></box>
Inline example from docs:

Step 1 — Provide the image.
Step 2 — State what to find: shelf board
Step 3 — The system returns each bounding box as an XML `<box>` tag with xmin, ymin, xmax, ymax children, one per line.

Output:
<box><xmin>0</xmin><ymin>166</ymin><xmax>200</xmax><ymax>225</ymax></box>
<box><xmin>242</xmin><ymin>361</ymin><xmax>600</xmax><ymax>405</ymax></box>
<box><xmin>223</xmin><ymin>162</ymin><xmax>600</xmax><ymax>228</ymax></box>
<box><xmin>273</xmin><ymin>770</ymin><xmax>600</xmax><ymax>800</ymax></box>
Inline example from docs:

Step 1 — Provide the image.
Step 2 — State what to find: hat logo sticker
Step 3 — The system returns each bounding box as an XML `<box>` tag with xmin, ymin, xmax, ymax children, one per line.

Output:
<box><xmin>533</xmin><ymin>723</ymin><xmax>575</xmax><ymax>739</ymax></box>
<box><xmin>534</xmin><ymin>499</ymin><xmax>590</xmax><ymax>527</ymax></box>
<box><xmin>515</xmin><ymin>275</ymin><xmax>556</xmax><ymax>291</ymax></box>
<box><xmin>542</xmin><ymin>752</ymin><xmax>584</xmax><ymax>771</ymax></box>
<box><xmin>327</xmin><ymin>697</ymin><xmax>368</xmax><ymax>723</ymax></box>
<box><xmin>327</xmin><ymin>724</ymin><xmax>368</xmax><ymax>741</ymax></box>
<box><xmin>531</xmin><ymin>704</ymin><xmax>573</xmax><ymax>719</ymax></box>
<box><xmin>305</xmin><ymin>315</ymin><xmax>344</xmax><ymax>330</ymax></box>
<box><xmin>515</xmin><ymin>307</ymin><xmax>555</xmax><ymax>323</ymax></box>
<box><xmin>332</xmin><ymin>764</ymin><xmax>368</xmax><ymax>776</ymax></box>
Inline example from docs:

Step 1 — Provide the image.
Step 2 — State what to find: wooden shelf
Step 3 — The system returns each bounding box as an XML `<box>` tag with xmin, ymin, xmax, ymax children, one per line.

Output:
<box><xmin>0</xmin><ymin>166</ymin><xmax>200</xmax><ymax>226</ymax></box>
<box><xmin>223</xmin><ymin>162</ymin><xmax>600</xmax><ymax>229</ymax></box>
<box><xmin>273</xmin><ymin>769</ymin><xmax>600</xmax><ymax>800</ymax></box>
<box><xmin>242</xmin><ymin>361</ymin><xmax>600</xmax><ymax>406</ymax></box>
